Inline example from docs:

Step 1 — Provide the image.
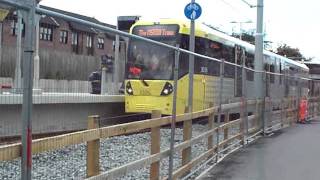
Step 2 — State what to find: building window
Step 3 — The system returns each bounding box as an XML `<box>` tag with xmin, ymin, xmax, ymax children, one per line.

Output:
<box><xmin>71</xmin><ymin>32</ymin><xmax>78</xmax><ymax>45</ymax></box>
<box><xmin>10</xmin><ymin>20</ymin><xmax>25</xmax><ymax>36</ymax></box>
<box><xmin>86</xmin><ymin>35</ymin><xmax>93</xmax><ymax>48</ymax></box>
<box><xmin>40</xmin><ymin>26</ymin><xmax>53</xmax><ymax>41</ymax></box>
<box><xmin>59</xmin><ymin>30</ymin><xmax>68</xmax><ymax>44</ymax></box>
<box><xmin>97</xmin><ymin>37</ymin><xmax>104</xmax><ymax>49</ymax></box>
<box><xmin>71</xmin><ymin>32</ymin><xmax>79</xmax><ymax>53</ymax></box>
<box><xmin>86</xmin><ymin>35</ymin><xmax>94</xmax><ymax>55</ymax></box>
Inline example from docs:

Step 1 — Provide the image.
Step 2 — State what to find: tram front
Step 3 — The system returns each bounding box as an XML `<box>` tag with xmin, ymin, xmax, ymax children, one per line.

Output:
<box><xmin>125</xmin><ymin>23</ymin><xmax>180</xmax><ymax>115</ymax></box>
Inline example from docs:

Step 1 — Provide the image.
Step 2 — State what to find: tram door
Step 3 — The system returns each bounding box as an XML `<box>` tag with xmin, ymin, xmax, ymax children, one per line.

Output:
<box><xmin>234</xmin><ymin>45</ymin><xmax>245</xmax><ymax>97</ymax></box>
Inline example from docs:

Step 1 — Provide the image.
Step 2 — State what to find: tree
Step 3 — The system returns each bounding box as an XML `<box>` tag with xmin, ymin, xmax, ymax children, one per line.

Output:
<box><xmin>276</xmin><ymin>44</ymin><xmax>304</xmax><ymax>60</ymax></box>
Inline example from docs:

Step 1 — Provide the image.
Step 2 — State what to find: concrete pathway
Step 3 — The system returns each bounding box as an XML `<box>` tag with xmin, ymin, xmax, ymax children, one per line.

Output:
<box><xmin>198</xmin><ymin>119</ymin><xmax>320</xmax><ymax>180</ymax></box>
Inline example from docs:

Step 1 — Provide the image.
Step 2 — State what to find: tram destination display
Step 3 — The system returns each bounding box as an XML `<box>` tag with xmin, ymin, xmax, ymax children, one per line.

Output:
<box><xmin>132</xmin><ymin>25</ymin><xmax>179</xmax><ymax>38</ymax></box>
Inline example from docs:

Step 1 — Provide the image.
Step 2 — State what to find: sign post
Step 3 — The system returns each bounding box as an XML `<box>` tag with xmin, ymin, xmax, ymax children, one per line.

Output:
<box><xmin>184</xmin><ymin>1</ymin><xmax>202</xmax><ymax>115</ymax></box>
<box><xmin>176</xmin><ymin>0</ymin><xmax>201</xmax><ymax>177</ymax></box>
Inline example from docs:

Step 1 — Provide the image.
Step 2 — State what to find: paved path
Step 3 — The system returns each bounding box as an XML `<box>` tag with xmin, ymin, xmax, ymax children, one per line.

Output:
<box><xmin>198</xmin><ymin>120</ymin><xmax>320</xmax><ymax>180</ymax></box>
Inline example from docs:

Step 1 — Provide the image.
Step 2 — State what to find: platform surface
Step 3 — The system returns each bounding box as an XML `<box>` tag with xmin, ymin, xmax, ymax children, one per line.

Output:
<box><xmin>0</xmin><ymin>92</ymin><xmax>124</xmax><ymax>104</ymax></box>
<box><xmin>199</xmin><ymin>119</ymin><xmax>320</xmax><ymax>180</ymax></box>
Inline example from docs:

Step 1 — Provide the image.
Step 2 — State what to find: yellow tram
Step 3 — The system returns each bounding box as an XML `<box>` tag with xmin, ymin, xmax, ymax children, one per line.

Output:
<box><xmin>124</xmin><ymin>19</ymin><xmax>309</xmax><ymax>115</ymax></box>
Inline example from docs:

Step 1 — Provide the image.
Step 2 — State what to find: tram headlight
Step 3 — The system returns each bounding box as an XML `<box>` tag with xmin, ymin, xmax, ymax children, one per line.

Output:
<box><xmin>126</xmin><ymin>81</ymin><xmax>134</xmax><ymax>95</ymax></box>
<box><xmin>160</xmin><ymin>82</ymin><xmax>173</xmax><ymax>96</ymax></box>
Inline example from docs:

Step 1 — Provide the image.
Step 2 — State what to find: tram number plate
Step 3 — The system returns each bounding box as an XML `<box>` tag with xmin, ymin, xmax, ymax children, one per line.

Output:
<box><xmin>140</xmin><ymin>89</ymin><xmax>151</xmax><ymax>95</ymax></box>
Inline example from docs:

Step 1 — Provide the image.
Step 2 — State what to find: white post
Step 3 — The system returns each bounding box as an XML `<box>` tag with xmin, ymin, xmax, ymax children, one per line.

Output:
<box><xmin>107</xmin><ymin>71</ymin><xmax>113</xmax><ymax>94</ymax></box>
<box><xmin>0</xmin><ymin>22</ymin><xmax>2</xmax><ymax>76</ymax></box>
<box><xmin>33</xmin><ymin>13</ymin><xmax>40</xmax><ymax>91</ymax></box>
<box><xmin>13</xmin><ymin>10</ymin><xmax>22</xmax><ymax>92</ymax></box>
<box><xmin>114</xmin><ymin>34</ymin><xmax>120</xmax><ymax>94</ymax></box>
<box><xmin>100</xmin><ymin>67</ymin><xmax>107</xmax><ymax>94</ymax></box>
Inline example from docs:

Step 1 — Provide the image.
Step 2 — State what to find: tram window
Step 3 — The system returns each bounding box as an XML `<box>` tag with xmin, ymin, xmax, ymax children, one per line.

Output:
<box><xmin>246</xmin><ymin>53</ymin><xmax>254</xmax><ymax>81</ymax></box>
<box><xmin>264</xmin><ymin>63</ymin><xmax>269</xmax><ymax>71</ymax></box>
<box><xmin>288</xmin><ymin>67</ymin><xmax>294</xmax><ymax>86</ymax></box>
<box><xmin>222</xmin><ymin>45</ymin><xmax>234</xmax><ymax>62</ymax></box>
<box><xmin>178</xmin><ymin>35</ymin><xmax>189</xmax><ymax>78</ymax></box>
<box><xmin>270</xmin><ymin>64</ymin><xmax>275</xmax><ymax>83</ymax></box>
<box><xmin>195</xmin><ymin>37</ymin><xmax>211</xmax><ymax>75</ymax></box>
<box><xmin>204</xmin><ymin>39</ymin><xmax>222</xmax><ymax>76</ymax></box>
<box><xmin>279</xmin><ymin>61</ymin><xmax>283</xmax><ymax>85</ymax></box>
<box><xmin>264</xmin><ymin>63</ymin><xmax>270</xmax><ymax>82</ymax></box>
<box><xmin>207</xmin><ymin>41</ymin><xmax>222</xmax><ymax>59</ymax></box>
<box><xmin>224</xmin><ymin>46</ymin><xmax>235</xmax><ymax>78</ymax></box>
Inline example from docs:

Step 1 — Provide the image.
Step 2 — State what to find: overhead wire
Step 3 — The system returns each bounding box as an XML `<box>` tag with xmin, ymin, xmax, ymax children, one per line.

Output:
<box><xmin>217</xmin><ymin>0</ymin><xmax>254</xmax><ymax>22</ymax></box>
<box><xmin>239</xmin><ymin>0</ymin><xmax>256</xmax><ymax>8</ymax></box>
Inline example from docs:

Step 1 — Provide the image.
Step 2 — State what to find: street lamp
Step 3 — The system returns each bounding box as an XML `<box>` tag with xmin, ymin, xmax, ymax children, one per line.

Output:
<box><xmin>230</xmin><ymin>20</ymin><xmax>253</xmax><ymax>40</ymax></box>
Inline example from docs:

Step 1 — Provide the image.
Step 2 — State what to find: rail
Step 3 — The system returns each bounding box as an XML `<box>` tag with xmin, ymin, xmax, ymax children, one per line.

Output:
<box><xmin>1</xmin><ymin>97</ymin><xmax>318</xmax><ymax>179</ymax></box>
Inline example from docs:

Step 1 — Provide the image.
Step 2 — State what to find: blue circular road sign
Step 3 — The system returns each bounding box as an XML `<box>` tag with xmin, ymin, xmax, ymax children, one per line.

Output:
<box><xmin>184</xmin><ymin>2</ymin><xmax>202</xmax><ymax>20</ymax></box>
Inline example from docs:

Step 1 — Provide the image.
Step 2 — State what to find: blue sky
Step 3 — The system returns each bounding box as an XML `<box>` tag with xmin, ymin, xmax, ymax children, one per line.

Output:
<box><xmin>40</xmin><ymin>0</ymin><xmax>320</xmax><ymax>60</ymax></box>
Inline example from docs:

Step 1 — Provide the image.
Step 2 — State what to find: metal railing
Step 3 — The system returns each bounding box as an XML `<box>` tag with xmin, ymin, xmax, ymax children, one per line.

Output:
<box><xmin>0</xmin><ymin>97</ymin><xmax>318</xmax><ymax>179</ymax></box>
<box><xmin>0</xmin><ymin>1</ymin><xmax>320</xmax><ymax>179</ymax></box>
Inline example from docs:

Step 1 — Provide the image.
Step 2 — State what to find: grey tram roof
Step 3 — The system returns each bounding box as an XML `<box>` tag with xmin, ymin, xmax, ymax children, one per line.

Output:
<box><xmin>132</xmin><ymin>18</ymin><xmax>308</xmax><ymax>71</ymax></box>
<box><xmin>198</xmin><ymin>22</ymin><xmax>309</xmax><ymax>70</ymax></box>
<box><xmin>302</xmin><ymin>59</ymin><xmax>320</xmax><ymax>65</ymax></box>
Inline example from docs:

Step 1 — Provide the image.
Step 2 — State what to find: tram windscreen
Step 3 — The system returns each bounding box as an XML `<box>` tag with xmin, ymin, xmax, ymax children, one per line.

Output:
<box><xmin>127</xmin><ymin>25</ymin><xmax>179</xmax><ymax>80</ymax></box>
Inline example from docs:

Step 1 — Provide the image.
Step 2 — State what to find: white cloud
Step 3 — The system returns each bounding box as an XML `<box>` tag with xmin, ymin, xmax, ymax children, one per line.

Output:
<box><xmin>40</xmin><ymin>0</ymin><xmax>320</xmax><ymax>58</ymax></box>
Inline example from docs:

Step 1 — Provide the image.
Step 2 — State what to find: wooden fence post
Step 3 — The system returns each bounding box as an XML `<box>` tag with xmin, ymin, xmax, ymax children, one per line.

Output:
<box><xmin>291</xmin><ymin>96</ymin><xmax>298</xmax><ymax>125</ymax></box>
<box><xmin>318</xmin><ymin>98</ymin><xmax>320</xmax><ymax>116</ymax></box>
<box><xmin>317</xmin><ymin>98</ymin><xmax>320</xmax><ymax>116</ymax></box>
<box><xmin>310</xmin><ymin>99</ymin><xmax>313</xmax><ymax>119</ymax></box>
<box><xmin>314</xmin><ymin>101</ymin><xmax>316</xmax><ymax>118</ymax></box>
<box><xmin>240</xmin><ymin>99</ymin><xmax>245</xmax><ymax>145</ymax></box>
<box><xmin>295</xmin><ymin>97</ymin><xmax>298</xmax><ymax>123</ymax></box>
<box><xmin>286</xmin><ymin>98</ymin><xmax>289</xmax><ymax>125</ymax></box>
<box><xmin>223</xmin><ymin>111</ymin><xmax>230</xmax><ymax>149</ymax></box>
<box><xmin>280</xmin><ymin>99</ymin><xmax>284</xmax><ymax>128</ymax></box>
<box><xmin>207</xmin><ymin>112</ymin><xmax>214</xmax><ymax>151</ymax></box>
<box><xmin>294</xmin><ymin>97</ymin><xmax>298</xmax><ymax>124</ymax></box>
<box><xmin>268</xmin><ymin>98</ymin><xmax>273</xmax><ymax>131</ymax></box>
<box><xmin>87</xmin><ymin>115</ymin><xmax>100</xmax><ymax>177</ymax></box>
<box><xmin>182</xmin><ymin>107</ymin><xmax>192</xmax><ymax>165</ymax></box>
<box><xmin>150</xmin><ymin>110</ymin><xmax>161</xmax><ymax>180</ymax></box>
<box><xmin>289</xmin><ymin>97</ymin><xmax>293</xmax><ymax>126</ymax></box>
<box><xmin>254</xmin><ymin>100</ymin><xmax>260</xmax><ymax>130</ymax></box>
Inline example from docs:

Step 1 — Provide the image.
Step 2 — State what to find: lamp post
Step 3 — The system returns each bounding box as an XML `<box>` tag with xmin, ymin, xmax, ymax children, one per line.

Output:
<box><xmin>230</xmin><ymin>20</ymin><xmax>253</xmax><ymax>40</ymax></box>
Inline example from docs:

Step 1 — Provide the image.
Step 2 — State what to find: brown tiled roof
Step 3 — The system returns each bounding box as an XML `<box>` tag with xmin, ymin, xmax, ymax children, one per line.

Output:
<box><xmin>40</xmin><ymin>16</ymin><xmax>59</xmax><ymax>27</ymax></box>
<box><xmin>39</xmin><ymin>5</ymin><xmax>116</xmax><ymax>34</ymax></box>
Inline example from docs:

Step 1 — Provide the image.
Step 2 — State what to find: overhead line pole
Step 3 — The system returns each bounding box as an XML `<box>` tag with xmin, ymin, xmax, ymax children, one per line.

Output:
<box><xmin>254</xmin><ymin>0</ymin><xmax>264</xmax><ymax>130</ymax></box>
<box><xmin>21</xmin><ymin>0</ymin><xmax>36</xmax><ymax>179</ymax></box>
<box><xmin>255</xmin><ymin>0</ymin><xmax>264</xmax><ymax>94</ymax></box>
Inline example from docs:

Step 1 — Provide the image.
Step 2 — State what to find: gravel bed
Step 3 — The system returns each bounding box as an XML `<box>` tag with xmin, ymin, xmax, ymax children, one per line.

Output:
<box><xmin>0</xmin><ymin>123</ymin><xmax>243</xmax><ymax>180</ymax></box>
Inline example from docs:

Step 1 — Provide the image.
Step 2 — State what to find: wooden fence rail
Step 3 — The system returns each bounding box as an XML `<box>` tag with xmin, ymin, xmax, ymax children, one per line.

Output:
<box><xmin>0</xmin><ymin>97</ymin><xmax>319</xmax><ymax>180</ymax></box>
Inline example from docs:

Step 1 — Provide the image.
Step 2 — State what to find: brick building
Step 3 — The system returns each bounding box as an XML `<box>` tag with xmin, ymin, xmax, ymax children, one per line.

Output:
<box><xmin>2</xmin><ymin>5</ymin><xmax>116</xmax><ymax>57</ymax></box>
<box><xmin>0</xmin><ymin>6</ymin><xmax>122</xmax><ymax>80</ymax></box>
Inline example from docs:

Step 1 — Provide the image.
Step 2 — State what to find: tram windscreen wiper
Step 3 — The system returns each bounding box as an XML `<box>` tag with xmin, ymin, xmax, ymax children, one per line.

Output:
<box><xmin>141</xmin><ymin>79</ymin><xmax>149</xmax><ymax>87</ymax></box>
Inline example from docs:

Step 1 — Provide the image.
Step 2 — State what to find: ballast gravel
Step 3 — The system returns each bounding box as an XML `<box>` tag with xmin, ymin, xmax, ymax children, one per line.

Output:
<box><xmin>0</xmin><ymin>124</ymin><xmax>240</xmax><ymax>180</ymax></box>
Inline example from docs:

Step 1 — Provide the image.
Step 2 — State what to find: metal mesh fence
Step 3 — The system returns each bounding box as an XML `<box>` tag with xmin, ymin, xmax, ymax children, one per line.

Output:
<box><xmin>0</xmin><ymin>1</ymin><xmax>320</xmax><ymax>180</ymax></box>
